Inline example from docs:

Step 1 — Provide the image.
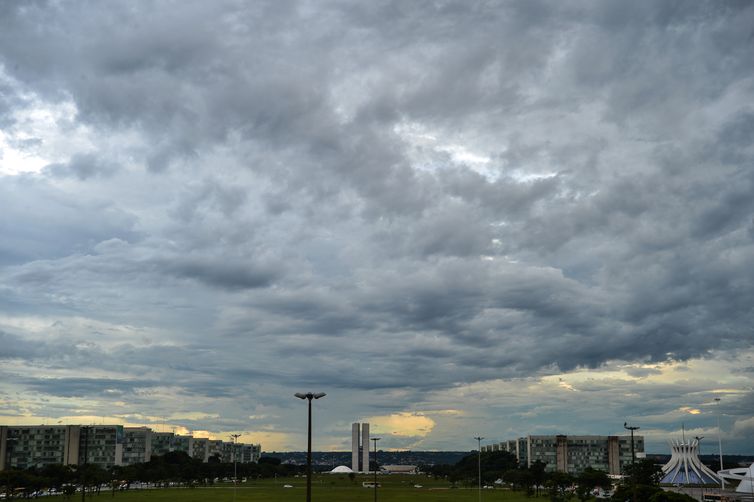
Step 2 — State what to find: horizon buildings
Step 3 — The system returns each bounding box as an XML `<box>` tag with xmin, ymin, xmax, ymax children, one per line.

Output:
<box><xmin>0</xmin><ymin>424</ymin><xmax>260</xmax><ymax>470</ymax></box>
<box><xmin>482</xmin><ymin>434</ymin><xmax>644</xmax><ymax>475</ymax></box>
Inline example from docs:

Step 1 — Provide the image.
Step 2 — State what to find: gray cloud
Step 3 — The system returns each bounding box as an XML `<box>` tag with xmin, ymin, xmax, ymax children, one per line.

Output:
<box><xmin>44</xmin><ymin>153</ymin><xmax>119</xmax><ymax>180</ymax></box>
<box><xmin>18</xmin><ymin>376</ymin><xmax>159</xmax><ymax>398</ymax></box>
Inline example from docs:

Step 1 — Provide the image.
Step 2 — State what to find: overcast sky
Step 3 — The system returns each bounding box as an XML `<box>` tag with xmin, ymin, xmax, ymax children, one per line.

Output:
<box><xmin>1</xmin><ymin>0</ymin><xmax>753</xmax><ymax>456</ymax></box>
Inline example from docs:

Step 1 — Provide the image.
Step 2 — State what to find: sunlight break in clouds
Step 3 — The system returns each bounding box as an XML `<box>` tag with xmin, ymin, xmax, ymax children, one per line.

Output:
<box><xmin>364</xmin><ymin>412</ymin><xmax>436</xmax><ymax>438</ymax></box>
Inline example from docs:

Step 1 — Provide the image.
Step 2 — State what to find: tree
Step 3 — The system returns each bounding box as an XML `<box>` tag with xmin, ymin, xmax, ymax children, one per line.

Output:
<box><xmin>258</xmin><ymin>456</ymin><xmax>281</xmax><ymax>466</ymax></box>
<box><xmin>453</xmin><ymin>450</ymin><xmax>518</xmax><ymax>485</ymax></box>
<box><xmin>546</xmin><ymin>471</ymin><xmax>573</xmax><ymax>501</ymax></box>
<box><xmin>648</xmin><ymin>491</ymin><xmax>696</xmax><ymax>502</ymax></box>
<box><xmin>503</xmin><ymin>468</ymin><xmax>534</xmax><ymax>495</ymax></box>
<box><xmin>40</xmin><ymin>464</ymin><xmax>75</xmax><ymax>492</ymax></box>
<box><xmin>575</xmin><ymin>467</ymin><xmax>609</xmax><ymax>501</ymax></box>
<box><xmin>530</xmin><ymin>460</ymin><xmax>548</xmax><ymax>496</ymax></box>
<box><xmin>612</xmin><ymin>459</ymin><xmax>664</xmax><ymax>501</ymax></box>
<box><xmin>76</xmin><ymin>463</ymin><xmax>107</xmax><ymax>496</ymax></box>
<box><xmin>612</xmin><ymin>483</ymin><xmax>661</xmax><ymax>501</ymax></box>
<box><xmin>623</xmin><ymin>458</ymin><xmax>662</xmax><ymax>486</ymax></box>
<box><xmin>422</xmin><ymin>463</ymin><xmax>453</xmax><ymax>480</ymax></box>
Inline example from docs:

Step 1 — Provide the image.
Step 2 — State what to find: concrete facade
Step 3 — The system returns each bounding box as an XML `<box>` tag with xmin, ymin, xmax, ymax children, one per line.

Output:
<box><xmin>351</xmin><ymin>423</ymin><xmax>360</xmax><ymax>472</ymax></box>
<box><xmin>0</xmin><ymin>425</ymin><xmax>261</xmax><ymax>470</ymax></box>
<box><xmin>191</xmin><ymin>437</ymin><xmax>209</xmax><ymax>462</ymax></box>
<box><xmin>0</xmin><ymin>425</ymin><xmax>81</xmax><ymax>470</ymax></box>
<box><xmin>207</xmin><ymin>439</ymin><xmax>224</xmax><ymax>461</ymax></box>
<box><xmin>123</xmin><ymin>427</ymin><xmax>152</xmax><ymax>465</ymax></box>
<box><xmin>350</xmin><ymin>422</ymin><xmax>372</xmax><ymax>472</ymax></box>
<box><xmin>151</xmin><ymin>432</ymin><xmax>175</xmax><ymax>457</ymax></box>
<box><xmin>361</xmin><ymin>423</ymin><xmax>370</xmax><ymax>473</ymax></box>
<box><xmin>79</xmin><ymin>425</ymin><xmax>124</xmax><ymax>468</ymax></box>
<box><xmin>239</xmin><ymin>444</ymin><xmax>261</xmax><ymax>463</ymax></box>
<box><xmin>484</xmin><ymin>434</ymin><xmax>644</xmax><ymax>475</ymax></box>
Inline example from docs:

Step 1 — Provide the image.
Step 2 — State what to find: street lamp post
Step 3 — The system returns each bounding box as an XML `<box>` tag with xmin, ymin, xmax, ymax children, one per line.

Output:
<box><xmin>715</xmin><ymin>397</ymin><xmax>725</xmax><ymax>491</ymax></box>
<box><xmin>230</xmin><ymin>433</ymin><xmax>241</xmax><ymax>502</ymax></box>
<box><xmin>474</xmin><ymin>436</ymin><xmax>484</xmax><ymax>502</ymax></box>
<box><xmin>623</xmin><ymin>423</ymin><xmax>640</xmax><ymax>464</ymax></box>
<box><xmin>295</xmin><ymin>392</ymin><xmax>326</xmax><ymax>502</ymax></box>
<box><xmin>696</xmin><ymin>436</ymin><xmax>705</xmax><ymax>500</ymax></box>
<box><xmin>372</xmin><ymin>437</ymin><xmax>381</xmax><ymax>502</ymax></box>
<box><xmin>81</xmin><ymin>426</ymin><xmax>90</xmax><ymax>502</ymax></box>
<box><xmin>624</xmin><ymin>423</ymin><xmax>640</xmax><ymax>502</ymax></box>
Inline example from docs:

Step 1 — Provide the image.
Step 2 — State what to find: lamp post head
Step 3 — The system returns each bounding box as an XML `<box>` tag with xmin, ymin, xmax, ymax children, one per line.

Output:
<box><xmin>295</xmin><ymin>392</ymin><xmax>327</xmax><ymax>400</ymax></box>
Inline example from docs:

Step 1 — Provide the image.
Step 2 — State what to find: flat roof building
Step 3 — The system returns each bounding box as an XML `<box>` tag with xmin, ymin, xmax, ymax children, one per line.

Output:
<box><xmin>484</xmin><ymin>434</ymin><xmax>644</xmax><ymax>475</ymax></box>
<box><xmin>191</xmin><ymin>437</ymin><xmax>209</xmax><ymax>462</ymax></box>
<box><xmin>123</xmin><ymin>427</ymin><xmax>152</xmax><ymax>465</ymax></box>
<box><xmin>1</xmin><ymin>425</ymin><xmax>261</xmax><ymax>471</ymax></box>
<box><xmin>79</xmin><ymin>425</ymin><xmax>124</xmax><ymax>468</ymax></box>
<box><xmin>0</xmin><ymin>425</ymin><xmax>80</xmax><ymax>470</ymax></box>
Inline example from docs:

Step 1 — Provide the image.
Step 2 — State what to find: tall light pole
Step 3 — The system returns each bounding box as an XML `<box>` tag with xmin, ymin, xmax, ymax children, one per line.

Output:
<box><xmin>623</xmin><ymin>423</ymin><xmax>639</xmax><ymax>464</ymax></box>
<box><xmin>81</xmin><ymin>426</ymin><xmax>89</xmax><ymax>502</ymax></box>
<box><xmin>295</xmin><ymin>392</ymin><xmax>326</xmax><ymax>502</ymax></box>
<box><xmin>230</xmin><ymin>433</ymin><xmax>241</xmax><ymax>502</ymax></box>
<box><xmin>715</xmin><ymin>397</ymin><xmax>725</xmax><ymax>490</ymax></box>
<box><xmin>372</xmin><ymin>437</ymin><xmax>381</xmax><ymax>502</ymax></box>
<box><xmin>624</xmin><ymin>423</ymin><xmax>640</xmax><ymax>502</ymax></box>
<box><xmin>474</xmin><ymin>436</ymin><xmax>484</xmax><ymax>502</ymax></box>
<box><xmin>695</xmin><ymin>436</ymin><xmax>705</xmax><ymax>501</ymax></box>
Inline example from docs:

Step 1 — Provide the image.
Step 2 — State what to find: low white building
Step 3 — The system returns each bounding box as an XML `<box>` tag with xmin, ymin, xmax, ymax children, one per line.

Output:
<box><xmin>330</xmin><ymin>465</ymin><xmax>353</xmax><ymax>474</ymax></box>
<box><xmin>381</xmin><ymin>464</ymin><xmax>418</xmax><ymax>474</ymax></box>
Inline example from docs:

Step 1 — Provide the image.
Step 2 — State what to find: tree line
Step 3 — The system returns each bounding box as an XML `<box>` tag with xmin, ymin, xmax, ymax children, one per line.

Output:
<box><xmin>0</xmin><ymin>452</ymin><xmax>301</xmax><ymax>499</ymax></box>
<box><xmin>421</xmin><ymin>450</ymin><xmax>696</xmax><ymax>501</ymax></box>
<box><xmin>2</xmin><ymin>449</ymin><xmax>702</xmax><ymax>501</ymax></box>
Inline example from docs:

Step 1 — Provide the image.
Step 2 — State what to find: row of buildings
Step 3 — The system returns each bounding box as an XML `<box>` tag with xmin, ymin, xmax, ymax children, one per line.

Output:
<box><xmin>0</xmin><ymin>425</ymin><xmax>261</xmax><ymax>471</ymax></box>
<box><xmin>482</xmin><ymin>435</ymin><xmax>645</xmax><ymax>475</ymax></box>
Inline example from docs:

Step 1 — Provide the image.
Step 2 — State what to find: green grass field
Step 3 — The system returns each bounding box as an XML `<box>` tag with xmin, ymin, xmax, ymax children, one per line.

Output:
<box><xmin>94</xmin><ymin>474</ymin><xmax>540</xmax><ymax>501</ymax></box>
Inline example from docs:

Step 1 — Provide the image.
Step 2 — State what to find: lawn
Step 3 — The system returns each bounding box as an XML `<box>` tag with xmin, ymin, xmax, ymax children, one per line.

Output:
<box><xmin>90</xmin><ymin>474</ymin><xmax>541</xmax><ymax>501</ymax></box>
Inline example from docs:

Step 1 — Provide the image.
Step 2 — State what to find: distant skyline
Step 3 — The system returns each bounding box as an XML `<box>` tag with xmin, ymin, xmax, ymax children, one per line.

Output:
<box><xmin>1</xmin><ymin>1</ymin><xmax>753</xmax><ymax>455</ymax></box>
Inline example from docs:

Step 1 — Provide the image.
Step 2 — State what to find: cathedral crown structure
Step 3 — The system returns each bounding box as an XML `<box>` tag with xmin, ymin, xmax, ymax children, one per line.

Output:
<box><xmin>660</xmin><ymin>438</ymin><xmax>720</xmax><ymax>485</ymax></box>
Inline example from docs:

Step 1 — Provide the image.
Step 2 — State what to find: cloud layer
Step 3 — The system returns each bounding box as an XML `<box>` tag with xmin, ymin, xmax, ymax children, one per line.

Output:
<box><xmin>1</xmin><ymin>0</ymin><xmax>753</xmax><ymax>453</ymax></box>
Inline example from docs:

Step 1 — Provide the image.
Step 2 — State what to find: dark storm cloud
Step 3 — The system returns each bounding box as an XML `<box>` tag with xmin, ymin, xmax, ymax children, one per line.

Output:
<box><xmin>160</xmin><ymin>257</ymin><xmax>279</xmax><ymax>290</ymax></box>
<box><xmin>2</xmin><ymin>0</ymin><xmax>754</xmax><ymax>450</ymax></box>
<box><xmin>17</xmin><ymin>376</ymin><xmax>159</xmax><ymax>398</ymax></box>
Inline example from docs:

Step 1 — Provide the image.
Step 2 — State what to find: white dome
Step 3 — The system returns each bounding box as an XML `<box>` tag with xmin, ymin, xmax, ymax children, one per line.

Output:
<box><xmin>330</xmin><ymin>465</ymin><xmax>354</xmax><ymax>473</ymax></box>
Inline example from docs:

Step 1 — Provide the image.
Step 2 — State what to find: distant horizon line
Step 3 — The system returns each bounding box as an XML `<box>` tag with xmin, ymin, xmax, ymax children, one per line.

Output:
<box><xmin>261</xmin><ymin>450</ymin><xmax>754</xmax><ymax>456</ymax></box>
